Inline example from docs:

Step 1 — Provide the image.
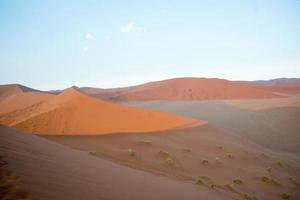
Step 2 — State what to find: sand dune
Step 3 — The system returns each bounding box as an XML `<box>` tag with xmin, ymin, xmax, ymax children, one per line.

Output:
<box><xmin>237</xmin><ymin>78</ymin><xmax>300</xmax><ymax>94</ymax></box>
<box><xmin>0</xmin><ymin>84</ymin><xmax>39</xmax><ymax>101</ymax></box>
<box><xmin>46</xmin><ymin>124</ymin><xmax>300</xmax><ymax>200</ymax></box>
<box><xmin>0</xmin><ymin>91</ymin><xmax>54</xmax><ymax>115</ymax></box>
<box><xmin>80</xmin><ymin>78</ymin><xmax>280</xmax><ymax>100</ymax></box>
<box><xmin>0</xmin><ymin>125</ymin><xmax>231</xmax><ymax>200</ymax></box>
<box><xmin>0</xmin><ymin>87</ymin><xmax>199</xmax><ymax>135</ymax></box>
<box><xmin>125</xmin><ymin>100</ymin><xmax>300</xmax><ymax>156</ymax></box>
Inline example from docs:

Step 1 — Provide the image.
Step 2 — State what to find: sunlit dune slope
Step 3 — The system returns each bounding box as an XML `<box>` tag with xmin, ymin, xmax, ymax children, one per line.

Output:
<box><xmin>0</xmin><ymin>87</ymin><xmax>199</xmax><ymax>135</ymax></box>
<box><xmin>0</xmin><ymin>84</ymin><xmax>39</xmax><ymax>100</ymax></box>
<box><xmin>0</xmin><ymin>91</ymin><xmax>54</xmax><ymax>115</ymax></box>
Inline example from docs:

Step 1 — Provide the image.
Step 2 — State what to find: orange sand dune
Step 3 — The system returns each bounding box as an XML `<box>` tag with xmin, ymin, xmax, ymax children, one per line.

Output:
<box><xmin>0</xmin><ymin>87</ymin><xmax>199</xmax><ymax>135</ymax></box>
<box><xmin>0</xmin><ymin>84</ymin><xmax>37</xmax><ymax>100</ymax></box>
<box><xmin>0</xmin><ymin>91</ymin><xmax>54</xmax><ymax>115</ymax></box>
<box><xmin>83</xmin><ymin>78</ymin><xmax>280</xmax><ymax>100</ymax></box>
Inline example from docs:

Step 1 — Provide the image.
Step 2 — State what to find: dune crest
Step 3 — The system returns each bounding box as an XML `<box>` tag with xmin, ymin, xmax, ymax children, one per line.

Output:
<box><xmin>80</xmin><ymin>78</ymin><xmax>280</xmax><ymax>100</ymax></box>
<box><xmin>0</xmin><ymin>87</ymin><xmax>200</xmax><ymax>135</ymax></box>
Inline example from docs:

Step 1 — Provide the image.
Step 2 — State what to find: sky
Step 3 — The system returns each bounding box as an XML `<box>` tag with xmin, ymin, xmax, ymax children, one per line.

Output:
<box><xmin>0</xmin><ymin>0</ymin><xmax>300</xmax><ymax>90</ymax></box>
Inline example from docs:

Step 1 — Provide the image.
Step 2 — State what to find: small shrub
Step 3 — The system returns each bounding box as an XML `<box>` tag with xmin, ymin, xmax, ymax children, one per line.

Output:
<box><xmin>128</xmin><ymin>148</ymin><xmax>135</xmax><ymax>156</ymax></box>
<box><xmin>226</xmin><ymin>153</ymin><xmax>233</xmax><ymax>159</ymax></box>
<box><xmin>261</xmin><ymin>176</ymin><xmax>270</xmax><ymax>183</ymax></box>
<box><xmin>201</xmin><ymin>159</ymin><xmax>209</xmax><ymax>165</ymax></box>
<box><xmin>288</xmin><ymin>177</ymin><xmax>300</xmax><ymax>188</ymax></box>
<box><xmin>224</xmin><ymin>184</ymin><xmax>234</xmax><ymax>191</ymax></box>
<box><xmin>217</xmin><ymin>146</ymin><xmax>223</xmax><ymax>150</ymax></box>
<box><xmin>199</xmin><ymin>175</ymin><xmax>209</xmax><ymax>179</ymax></box>
<box><xmin>271</xmin><ymin>178</ymin><xmax>281</xmax><ymax>186</ymax></box>
<box><xmin>233</xmin><ymin>179</ymin><xmax>243</xmax><ymax>185</ymax></box>
<box><xmin>165</xmin><ymin>158</ymin><xmax>174</xmax><ymax>166</ymax></box>
<box><xmin>210</xmin><ymin>184</ymin><xmax>216</xmax><ymax>189</ymax></box>
<box><xmin>277</xmin><ymin>161</ymin><xmax>283</xmax><ymax>167</ymax></box>
<box><xmin>243</xmin><ymin>193</ymin><xmax>257</xmax><ymax>200</ymax></box>
<box><xmin>267</xmin><ymin>167</ymin><xmax>272</xmax><ymax>174</ymax></box>
<box><xmin>88</xmin><ymin>151</ymin><xmax>97</xmax><ymax>156</ymax></box>
<box><xmin>183</xmin><ymin>148</ymin><xmax>192</xmax><ymax>153</ymax></box>
<box><xmin>215</xmin><ymin>157</ymin><xmax>221</xmax><ymax>163</ymax></box>
<box><xmin>140</xmin><ymin>140</ymin><xmax>152</xmax><ymax>145</ymax></box>
<box><xmin>195</xmin><ymin>178</ymin><xmax>204</xmax><ymax>185</ymax></box>
<box><xmin>159</xmin><ymin>150</ymin><xmax>170</xmax><ymax>157</ymax></box>
<box><xmin>280</xmin><ymin>192</ymin><xmax>292</xmax><ymax>200</ymax></box>
<box><xmin>261</xmin><ymin>176</ymin><xmax>280</xmax><ymax>185</ymax></box>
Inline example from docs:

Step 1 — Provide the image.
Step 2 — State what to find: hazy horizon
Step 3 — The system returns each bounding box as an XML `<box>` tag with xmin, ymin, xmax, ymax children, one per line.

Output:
<box><xmin>1</xmin><ymin>0</ymin><xmax>300</xmax><ymax>90</ymax></box>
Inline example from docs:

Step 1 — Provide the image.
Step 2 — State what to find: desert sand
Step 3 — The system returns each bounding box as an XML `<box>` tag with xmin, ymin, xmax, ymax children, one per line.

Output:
<box><xmin>0</xmin><ymin>84</ymin><xmax>38</xmax><ymax>101</ymax></box>
<box><xmin>0</xmin><ymin>87</ymin><xmax>200</xmax><ymax>135</ymax></box>
<box><xmin>125</xmin><ymin>99</ymin><xmax>300</xmax><ymax>156</ymax></box>
<box><xmin>45</xmin><ymin>124</ymin><xmax>300</xmax><ymax>200</ymax></box>
<box><xmin>0</xmin><ymin>91</ymin><xmax>54</xmax><ymax>115</ymax></box>
<box><xmin>80</xmin><ymin>78</ymin><xmax>280</xmax><ymax>100</ymax></box>
<box><xmin>0</xmin><ymin>125</ymin><xmax>233</xmax><ymax>200</ymax></box>
<box><xmin>237</xmin><ymin>78</ymin><xmax>300</xmax><ymax>94</ymax></box>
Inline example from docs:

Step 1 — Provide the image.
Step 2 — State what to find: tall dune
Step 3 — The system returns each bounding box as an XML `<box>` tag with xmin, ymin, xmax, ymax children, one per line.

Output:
<box><xmin>0</xmin><ymin>87</ymin><xmax>199</xmax><ymax>135</ymax></box>
<box><xmin>80</xmin><ymin>78</ymin><xmax>280</xmax><ymax>100</ymax></box>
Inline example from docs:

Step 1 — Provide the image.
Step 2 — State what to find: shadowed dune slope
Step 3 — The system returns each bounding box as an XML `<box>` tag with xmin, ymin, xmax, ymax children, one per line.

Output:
<box><xmin>0</xmin><ymin>87</ymin><xmax>199</xmax><ymax>135</ymax></box>
<box><xmin>0</xmin><ymin>125</ymin><xmax>231</xmax><ymax>200</ymax></box>
<box><xmin>80</xmin><ymin>78</ymin><xmax>280</xmax><ymax>100</ymax></box>
<box><xmin>125</xmin><ymin>100</ymin><xmax>300</xmax><ymax>155</ymax></box>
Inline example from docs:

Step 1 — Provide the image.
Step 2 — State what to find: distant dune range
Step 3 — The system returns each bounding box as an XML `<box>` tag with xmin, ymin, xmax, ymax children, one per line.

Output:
<box><xmin>79</xmin><ymin>78</ymin><xmax>281</xmax><ymax>100</ymax></box>
<box><xmin>0</xmin><ymin>87</ymin><xmax>199</xmax><ymax>135</ymax></box>
<box><xmin>237</xmin><ymin>78</ymin><xmax>300</xmax><ymax>94</ymax></box>
<box><xmin>0</xmin><ymin>84</ymin><xmax>42</xmax><ymax>101</ymax></box>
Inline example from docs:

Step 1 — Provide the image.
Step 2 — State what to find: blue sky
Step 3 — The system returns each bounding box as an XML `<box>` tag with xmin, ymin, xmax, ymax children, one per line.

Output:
<box><xmin>0</xmin><ymin>0</ymin><xmax>300</xmax><ymax>90</ymax></box>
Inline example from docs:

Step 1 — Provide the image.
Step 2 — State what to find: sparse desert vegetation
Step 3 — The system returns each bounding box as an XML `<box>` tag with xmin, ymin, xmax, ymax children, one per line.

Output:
<box><xmin>288</xmin><ymin>177</ymin><xmax>300</xmax><ymax>188</ymax></box>
<box><xmin>280</xmin><ymin>192</ymin><xmax>292</xmax><ymax>200</ymax></box>
<box><xmin>0</xmin><ymin>156</ymin><xmax>31</xmax><ymax>200</ymax></box>
<box><xmin>128</xmin><ymin>148</ymin><xmax>135</xmax><ymax>156</ymax></box>
<box><xmin>159</xmin><ymin>150</ymin><xmax>170</xmax><ymax>157</ymax></box>
<box><xmin>139</xmin><ymin>140</ymin><xmax>152</xmax><ymax>145</ymax></box>
<box><xmin>164</xmin><ymin>158</ymin><xmax>174</xmax><ymax>166</ymax></box>
<box><xmin>201</xmin><ymin>159</ymin><xmax>209</xmax><ymax>165</ymax></box>
<box><xmin>226</xmin><ymin>153</ymin><xmax>233</xmax><ymax>159</ymax></box>
<box><xmin>233</xmin><ymin>178</ymin><xmax>243</xmax><ymax>185</ymax></box>
<box><xmin>260</xmin><ymin>176</ymin><xmax>281</xmax><ymax>185</ymax></box>
<box><xmin>243</xmin><ymin>193</ymin><xmax>257</xmax><ymax>200</ymax></box>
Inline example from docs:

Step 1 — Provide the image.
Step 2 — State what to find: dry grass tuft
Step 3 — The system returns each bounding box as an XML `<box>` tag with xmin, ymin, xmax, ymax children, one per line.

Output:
<box><xmin>233</xmin><ymin>179</ymin><xmax>243</xmax><ymax>185</ymax></box>
<box><xmin>201</xmin><ymin>159</ymin><xmax>209</xmax><ymax>165</ymax></box>
<box><xmin>288</xmin><ymin>177</ymin><xmax>300</xmax><ymax>188</ymax></box>
<box><xmin>243</xmin><ymin>193</ymin><xmax>258</xmax><ymax>200</ymax></box>
<box><xmin>159</xmin><ymin>150</ymin><xmax>170</xmax><ymax>157</ymax></box>
<box><xmin>280</xmin><ymin>192</ymin><xmax>292</xmax><ymax>200</ymax></box>
<box><xmin>128</xmin><ymin>148</ymin><xmax>135</xmax><ymax>156</ymax></box>
<box><xmin>226</xmin><ymin>153</ymin><xmax>233</xmax><ymax>159</ymax></box>
<box><xmin>164</xmin><ymin>158</ymin><xmax>174</xmax><ymax>166</ymax></box>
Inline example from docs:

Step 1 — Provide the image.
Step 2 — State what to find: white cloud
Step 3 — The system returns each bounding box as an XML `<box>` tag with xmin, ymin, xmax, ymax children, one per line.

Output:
<box><xmin>120</xmin><ymin>22</ymin><xmax>145</xmax><ymax>35</ymax></box>
<box><xmin>83</xmin><ymin>47</ymin><xmax>88</xmax><ymax>52</ymax></box>
<box><xmin>85</xmin><ymin>33</ymin><xmax>95</xmax><ymax>40</ymax></box>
